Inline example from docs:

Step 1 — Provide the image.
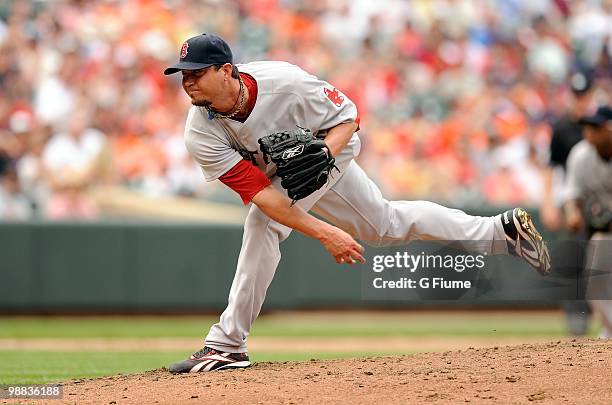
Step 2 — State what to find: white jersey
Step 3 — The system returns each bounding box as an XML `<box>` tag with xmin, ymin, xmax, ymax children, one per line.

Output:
<box><xmin>184</xmin><ymin>61</ymin><xmax>358</xmax><ymax>182</ymax></box>
<box><xmin>565</xmin><ymin>139</ymin><xmax>612</xmax><ymax>203</ymax></box>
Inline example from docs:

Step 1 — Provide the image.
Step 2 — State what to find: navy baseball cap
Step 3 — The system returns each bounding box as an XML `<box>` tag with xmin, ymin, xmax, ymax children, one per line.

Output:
<box><xmin>579</xmin><ymin>106</ymin><xmax>612</xmax><ymax>127</ymax></box>
<box><xmin>164</xmin><ymin>33</ymin><xmax>233</xmax><ymax>75</ymax></box>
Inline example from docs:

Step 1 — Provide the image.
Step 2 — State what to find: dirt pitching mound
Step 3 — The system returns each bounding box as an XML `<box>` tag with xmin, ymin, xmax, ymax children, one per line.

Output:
<box><xmin>40</xmin><ymin>339</ymin><xmax>612</xmax><ymax>404</ymax></box>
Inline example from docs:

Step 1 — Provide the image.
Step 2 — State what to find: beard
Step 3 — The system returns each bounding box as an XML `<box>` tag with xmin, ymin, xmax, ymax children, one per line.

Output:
<box><xmin>193</xmin><ymin>99</ymin><xmax>229</xmax><ymax>116</ymax></box>
<box><xmin>191</xmin><ymin>98</ymin><xmax>212</xmax><ymax>108</ymax></box>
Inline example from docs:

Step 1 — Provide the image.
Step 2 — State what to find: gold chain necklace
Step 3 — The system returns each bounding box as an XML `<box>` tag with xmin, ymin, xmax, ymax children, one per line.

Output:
<box><xmin>205</xmin><ymin>77</ymin><xmax>246</xmax><ymax>120</ymax></box>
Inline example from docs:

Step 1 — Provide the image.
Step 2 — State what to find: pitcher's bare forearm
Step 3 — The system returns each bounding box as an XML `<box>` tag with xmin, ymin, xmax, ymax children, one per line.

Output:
<box><xmin>564</xmin><ymin>199</ymin><xmax>584</xmax><ymax>232</ymax></box>
<box><xmin>252</xmin><ymin>185</ymin><xmax>331</xmax><ymax>239</ymax></box>
<box><xmin>324</xmin><ymin>121</ymin><xmax>359</xmax><ymax>157</ymax></box>
<box><xmin>252</xmin><ymin>185</ymin><xmax>365</xmax><ymax>264</ymax></box>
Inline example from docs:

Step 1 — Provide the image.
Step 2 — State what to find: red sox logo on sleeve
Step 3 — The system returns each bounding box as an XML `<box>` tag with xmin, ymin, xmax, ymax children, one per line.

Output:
<box><xmin>324</xmin><ymin>87</ymin><xmax>345</xmax><ymax>107</ymax></box>
<box><xmin>180</xmin><ymin>41</ymin><xmax>189</xmax><ymax>59</ymax></box>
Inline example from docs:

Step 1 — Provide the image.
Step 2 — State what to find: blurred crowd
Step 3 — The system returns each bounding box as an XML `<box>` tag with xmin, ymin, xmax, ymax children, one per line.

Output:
<box><xmin>0</xmin><ymin>0</ymin><xmax>610</xmax><ymax>220</ymax></box>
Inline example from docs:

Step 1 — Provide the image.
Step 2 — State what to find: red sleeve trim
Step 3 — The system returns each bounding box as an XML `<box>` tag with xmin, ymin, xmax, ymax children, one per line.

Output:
<box><xmin>219</xmin><ymin>160</ymin><xmax>271</xmax><ymax>205</ymax></box>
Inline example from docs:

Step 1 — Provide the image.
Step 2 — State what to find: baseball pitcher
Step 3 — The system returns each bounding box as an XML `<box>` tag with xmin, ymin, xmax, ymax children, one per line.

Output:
<box><xmin>163</xmin><ymin>34</ymin><xmax>551</xmax><ymax>373</ymax></box>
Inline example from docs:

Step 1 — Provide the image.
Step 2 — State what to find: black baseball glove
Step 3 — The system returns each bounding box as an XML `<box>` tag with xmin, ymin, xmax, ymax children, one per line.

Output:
<box><xmin>583</xmin><ymin>192</ymin><xmax>612</xmax><ymax>233</ymax></box>
<box><xmin>258</xmin><ymin>126</ymin><xmax>338</xmax><ymax>205</ymax></box>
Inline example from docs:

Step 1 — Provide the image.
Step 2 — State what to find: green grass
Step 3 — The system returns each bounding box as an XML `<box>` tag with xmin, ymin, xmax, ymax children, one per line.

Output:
<box><xmin>254</xmin><ymin>315</ymin><xmax>568</xmax><ymax>337</ymax></box>
<box><xmin>0</xmin><ymin>351</ymin><xmax>184</xmax><ymax>385</ymax></box>
<box><xmin>0</xmin><ymin>312</ymin><xmax>571</xmax><ymax>339</ymax></box>
<box><xmin>0</xmin><ymin>350</ymin><xmax>398</xmax><ymax>385</ymax></box>
<box><xmin>0</xmin><ymin>317</ymin><xmax>218</xmax><ymax>339</ymax></box>
<box><xmin>0</xmin><ymin>311</ymin><xmax>598</xmax><ymax>385</ymax></box>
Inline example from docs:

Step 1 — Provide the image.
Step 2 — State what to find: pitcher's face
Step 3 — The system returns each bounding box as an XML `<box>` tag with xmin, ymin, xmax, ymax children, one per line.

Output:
<box><xmin>181</xmin><ymin>66</ymin><xmax>225</xmax><ymax>109</ymax></box>
<box><xmin>584</xmin><ymin>124</ymin><xmax>612</xmax><ymax>160</ymax></box>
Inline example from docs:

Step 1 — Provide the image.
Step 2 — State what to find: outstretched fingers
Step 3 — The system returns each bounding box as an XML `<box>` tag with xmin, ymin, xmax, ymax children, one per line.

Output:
<box><xmin>322</xmin><ymin>227</ymin><xmax>366</xmax><ymax>266</ymax></box>
<box><xmin>335</xmin><ymin>243</ymin><xmax>365</xmax><ymax>265</ymax></box>
<box><xmin>351</xmin><ymin>243</ymin><xmax>365</xmax><ymax>264</ymax></box>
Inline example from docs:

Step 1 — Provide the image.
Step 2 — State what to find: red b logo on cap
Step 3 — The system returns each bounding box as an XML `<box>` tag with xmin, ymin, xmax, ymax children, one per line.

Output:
<box><xmin>180</xmin><ymin>41</ymin><xmax>189</xmax><ymax>59</ymax></box>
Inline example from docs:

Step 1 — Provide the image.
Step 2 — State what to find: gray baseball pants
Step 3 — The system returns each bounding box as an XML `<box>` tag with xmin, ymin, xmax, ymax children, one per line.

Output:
<box><xmin>205</xmin><ymin>135</ymin><xmax>508</xmax><ymax>352</ymax></box>
<box><xmin>586</xmin><ymin>232</ymin><xmax>612</xmax><ymax>339</ymax></box>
